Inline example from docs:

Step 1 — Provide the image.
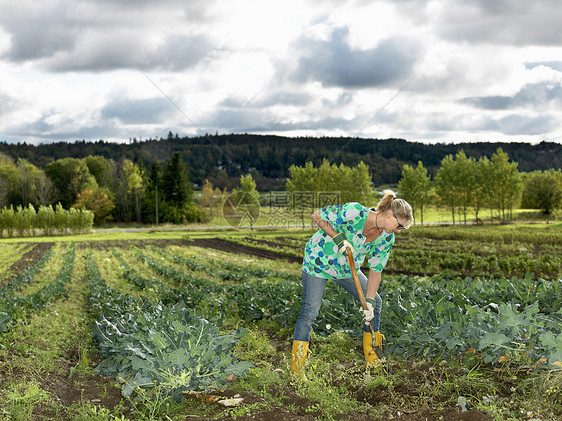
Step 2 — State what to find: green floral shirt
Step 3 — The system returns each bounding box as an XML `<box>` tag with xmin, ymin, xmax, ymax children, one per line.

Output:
<box><xmin>302</xmin><ymin>202</ymin><xmax>395</xmax><ymax>279</ymax></box>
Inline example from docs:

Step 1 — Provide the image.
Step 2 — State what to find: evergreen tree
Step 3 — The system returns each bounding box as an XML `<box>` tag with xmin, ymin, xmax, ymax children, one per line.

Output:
<box><xmin>162</xmin><ymin>152</ymin><xmax>192</xmax><ymax>206</ymax></box>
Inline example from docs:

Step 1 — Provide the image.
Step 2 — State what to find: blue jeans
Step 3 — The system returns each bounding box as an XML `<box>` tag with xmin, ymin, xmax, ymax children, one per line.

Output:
<box><xmin>293</xmin><ymin>270</ymin><xmax>382</xmax><ymax>342</ymax></box>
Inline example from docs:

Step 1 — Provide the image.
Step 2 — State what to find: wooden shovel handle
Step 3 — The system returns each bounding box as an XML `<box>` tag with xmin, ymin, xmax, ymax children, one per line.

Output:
<box><xmin>347</xmin><ymin>249</ymin><xmax>392</xmax><ymax>371</ymax></box>
<box><xmin>346</xmin><ymin>250</ymin><xmax>372</xmax><ymax>320</ymax></box>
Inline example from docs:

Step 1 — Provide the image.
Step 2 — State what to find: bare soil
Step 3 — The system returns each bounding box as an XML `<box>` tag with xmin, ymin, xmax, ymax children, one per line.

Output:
<box><xmin>0</xmin><ymin>242</ymin><xmax>54</xmax><ymax>285</ymax></box>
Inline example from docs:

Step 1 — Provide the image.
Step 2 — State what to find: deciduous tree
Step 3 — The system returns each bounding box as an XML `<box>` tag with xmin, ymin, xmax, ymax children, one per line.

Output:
<box><xmin>45</xmin><ymin>158</ymin><xmax>98</xmax><ymax>208</ymax></box>
<box><xmin>521</xmin><ymin>170</ymin><xmax>562</xmax><ymax>215</ymax></box>
<box><xmin>73</xmin><ymin>187</ymin><xmax>115</xmax><ymax>224</ymax></box>
<box><xmin>398</xmin><ymin>161</ymin><xmax>431</xmax><ymax>225</ymax></box>
<box><xmin>490</xmin><ymin>148</ymin><xmax>522</xmax><ymax>222</ymax></box>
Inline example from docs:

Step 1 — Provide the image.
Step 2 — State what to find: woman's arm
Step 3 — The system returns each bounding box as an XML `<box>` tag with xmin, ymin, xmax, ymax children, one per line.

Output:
<box><xmin>366</xmin><ymin>271</ymin><xmax>381</xmax><ymax>299</ymax></box>
<box><xmin>311</xmin><ymin>210</ymin><xmax>338</xmax><ymax>238</ymax></box>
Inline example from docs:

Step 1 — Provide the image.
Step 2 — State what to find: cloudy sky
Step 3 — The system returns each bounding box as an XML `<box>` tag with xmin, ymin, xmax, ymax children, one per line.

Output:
<box><xmin>0</xmin><ymin>0</ymin><xmax>561</xmax><ymax>145</ymax></box>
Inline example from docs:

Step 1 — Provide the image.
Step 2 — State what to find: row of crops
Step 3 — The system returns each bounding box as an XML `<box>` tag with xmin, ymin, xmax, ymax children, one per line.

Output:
<box><xmin>223</xmin><ymin>228</ymin><xmax>562</xmax><ymax>279</ymax></box>
<box><xmin>0</xmin><ymin>243</ymin><xmax>73</xmax><ymax>332</ymax></box>
<box><xmin>85</xmin><ymin>251</ymin><xmax>253</xmax><ymax>401</ymax></box>
<box><xmin>103</xmin><ymin>245</ymin><xmax>562</xmax><ymax>375</ymax></box>
<box><xmin>1</xmin><ymin>239</ymin><xmax>561</xmax><ymax>405</ymax></box>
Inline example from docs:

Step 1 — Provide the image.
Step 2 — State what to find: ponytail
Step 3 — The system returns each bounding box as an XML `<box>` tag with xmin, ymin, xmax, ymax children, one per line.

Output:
<box><xmin>374</xmin><ymin>189</ymin><xmax>414</xmax><ymax>229</ymax></box>
<box><xmin>375</xmin><ymin>190</ymin><xmax>396</xmax><ymax>212</ymax></box>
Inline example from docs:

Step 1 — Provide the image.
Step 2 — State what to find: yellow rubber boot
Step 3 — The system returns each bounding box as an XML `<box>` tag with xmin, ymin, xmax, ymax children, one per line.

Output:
<box><xmin>363</xmin><ymin>331</ymin><xmax>385</xmax><ymax>366</ymax></box>
<box><xmin>290</xmin><ymin>340</ymin><xmax>310</xmax><ymax>382</ymax></box>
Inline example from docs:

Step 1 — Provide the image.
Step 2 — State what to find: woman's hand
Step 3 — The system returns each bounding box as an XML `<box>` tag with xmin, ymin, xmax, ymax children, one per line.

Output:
<box><xmin>361</xmin><ymin>297</ymin><xmax>377</xmax><ymax>325</ymax></box>
<box><xmin>338</xmin><ymin>240</ymin><xmax>354</xmax><ymax>255</ymax></box>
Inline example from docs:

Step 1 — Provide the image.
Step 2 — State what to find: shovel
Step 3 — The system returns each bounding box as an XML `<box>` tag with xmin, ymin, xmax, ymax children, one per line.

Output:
<box><xmin>346</xmin><ymin>249</ymin><xmax>392</xmax><ymax>373</ymax></box>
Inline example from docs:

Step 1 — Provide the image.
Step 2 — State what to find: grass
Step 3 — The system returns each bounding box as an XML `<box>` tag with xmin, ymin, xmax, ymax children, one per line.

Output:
<box><xmin>0</xmin><ymin>204</ymin><xmax>558</xmax><ymax>246</ymax></box>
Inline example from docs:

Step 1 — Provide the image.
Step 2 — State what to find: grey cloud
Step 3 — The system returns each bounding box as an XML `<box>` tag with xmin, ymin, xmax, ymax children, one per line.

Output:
<box><xmin>203</xmin><ymin>107</ymin><xmax>358</xmax><ymax>134</ymax></box>
<box><xmin>91</xmin><ymin>0</ymin><xmax>212</xmax><ymax>20</ymax></box>
<box><xmin>0</xmin><ymin>5</ymin><xmax>77</xmax><ymax>61</ymax></box>
<box><xmin>466</xmin><ymin>0</ymin><xmax>516</xmax><ymax>14</ymax></box>
<box><xmin>436</xmin><ymin>1</ymin><xmax>562</xmax><ymax>46</ymax></box>
<box><xmin>0</xmin><ymin>1</ymin><xmax>213</xmax><ymax>71</ymax></box>
<box><xmin>461</xmin><ymin>96</ymin><xmax>512</xmax><ymax>110</ymax></box>
<box><xmin>396</xmin><ymin>107</ymin><xmax>558</xmax><ymax>137</ymax></box>
<box><xmin>201</xmin><ymin>109</ymin><xmax>268</xmax><ymax>131</ymax></box>
<box><xmin>292</xmin><ymin>27</ymin><xmax>420</xmax><ymax>88</ymax></box>
<box><xmin>251</xmin><ymin>92</ymin><xmax>313</xmax><ymax>108</ymax></box>
<box><xmin>497</xmin><ymin>114</ymin><xmax>558</xmax><ymax>136</ymax></box>
<box><xmin>429</xmin><ymin>112</ymin><xmax>557</xmax><ymax>136</ymax></box>
<box><xmin>221</xmin><ymin>91</ymin><xmax>314</xmax><ymax>109</ymax></box>
<box><xmin>6</xmin><ymin>113</ymin><xmax>120</xmax><ymax>144</ymax></box>
<box><xmin>254</xmin><ymin>116</ymin><xmax>356</xmax><ymax>133</ymax></box>
<box><xmin>150</xmin><ymin>34</ymin><xmax>213</xmax><ymax>71</ymax></box>
<box><xmin>101</xmin><ymin>97</ymin><xmax>173</xmax><ymax>124</ymax></box>
<box><xmin>43</xmin><ymin>33</ymin><xmax>213</xmax><ymax>72</ymax></box>
<box><xmin>461</xmin><ymin>81</ymin><xmax>562</xmax><ymax>109</ymax></box>
<box><xmin>219</xmin><ymin>91</ymin><xmax>313</xmax><ymax>109</ymax></box>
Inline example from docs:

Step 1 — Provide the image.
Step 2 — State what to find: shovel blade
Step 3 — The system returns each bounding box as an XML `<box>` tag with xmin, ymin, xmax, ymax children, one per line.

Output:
<box><xmin>371</xmin><ymin>342</ymin><xmax>393</xmax><ymax>374</ymax></box>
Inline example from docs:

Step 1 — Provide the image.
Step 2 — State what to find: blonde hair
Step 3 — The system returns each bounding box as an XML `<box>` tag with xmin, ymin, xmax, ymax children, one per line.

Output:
<box><xmin>375</xmin><ymin>190</ymin><xmax>414</xmax><ymax>229</ymax></box>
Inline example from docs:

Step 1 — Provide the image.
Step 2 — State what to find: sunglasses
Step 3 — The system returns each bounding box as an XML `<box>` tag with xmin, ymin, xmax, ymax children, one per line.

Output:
<box><xmin>393</xmin><ymin>212</ymin><xmax>405</xmax><ymax>230</ymax></box>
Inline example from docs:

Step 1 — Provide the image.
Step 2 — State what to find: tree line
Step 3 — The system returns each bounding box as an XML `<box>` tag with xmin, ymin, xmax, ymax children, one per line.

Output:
<box><xmin>400</xmin><ymin>149</ymin><xmax>562</xmax><ymax>224</ymax></box>
<box><xmin>0</xmin><ymin>151</ymin><xmax>204</xmax><ymax>226</ymax></box>
<box><xmin>284</xmin><ymin>148</ymin><xmax>562</xmax><ymax>224</ymax></box>
<box><xmin>1</xmin><ymin>134</ymin><xmax>560</xmax><ymax>190</ymax></box>
<box><xmin>1</xmin><ymin>139</ymin><xmax>561</xmax><ymax>230</ymax></box>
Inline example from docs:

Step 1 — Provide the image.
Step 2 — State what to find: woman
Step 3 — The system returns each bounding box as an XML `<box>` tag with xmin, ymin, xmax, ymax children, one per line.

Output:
<box><xmin>291</xmin><ymin>190</ymin><xmax>413</xmax><ymax>380</ymax></box>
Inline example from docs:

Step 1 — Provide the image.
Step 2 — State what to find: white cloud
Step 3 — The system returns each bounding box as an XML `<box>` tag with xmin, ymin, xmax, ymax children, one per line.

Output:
<box><xmin>0</xmin><ymin>0</ymin><xmax>561</xmax><ymax>144</ymax></box>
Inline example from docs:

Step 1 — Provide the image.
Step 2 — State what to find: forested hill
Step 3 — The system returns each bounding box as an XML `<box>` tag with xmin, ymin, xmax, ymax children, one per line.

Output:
<box><xmin>1</xmin><ymin>134</ymin><xmax>560</xmax><ymax>190</ymax></box>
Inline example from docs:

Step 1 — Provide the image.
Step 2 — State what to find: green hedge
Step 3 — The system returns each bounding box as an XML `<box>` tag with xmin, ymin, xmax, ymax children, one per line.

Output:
<box><xmin>0</xmin><ymin>204</ymin><xmax>93</xmax><ymax>237</ymax></box>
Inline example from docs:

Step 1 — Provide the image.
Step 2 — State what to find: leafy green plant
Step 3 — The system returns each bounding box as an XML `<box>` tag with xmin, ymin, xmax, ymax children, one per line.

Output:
<box><xmin>85</xmin><ymin>252</ymin><xmax>253</xmax><ymax>401</ymax></box>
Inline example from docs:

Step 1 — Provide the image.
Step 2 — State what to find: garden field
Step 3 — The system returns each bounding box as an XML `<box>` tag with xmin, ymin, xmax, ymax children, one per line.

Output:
<box><xmin>0</xmin><ymin>223</ymin><xmax>561</xmax><ymax>420</ymax></box>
